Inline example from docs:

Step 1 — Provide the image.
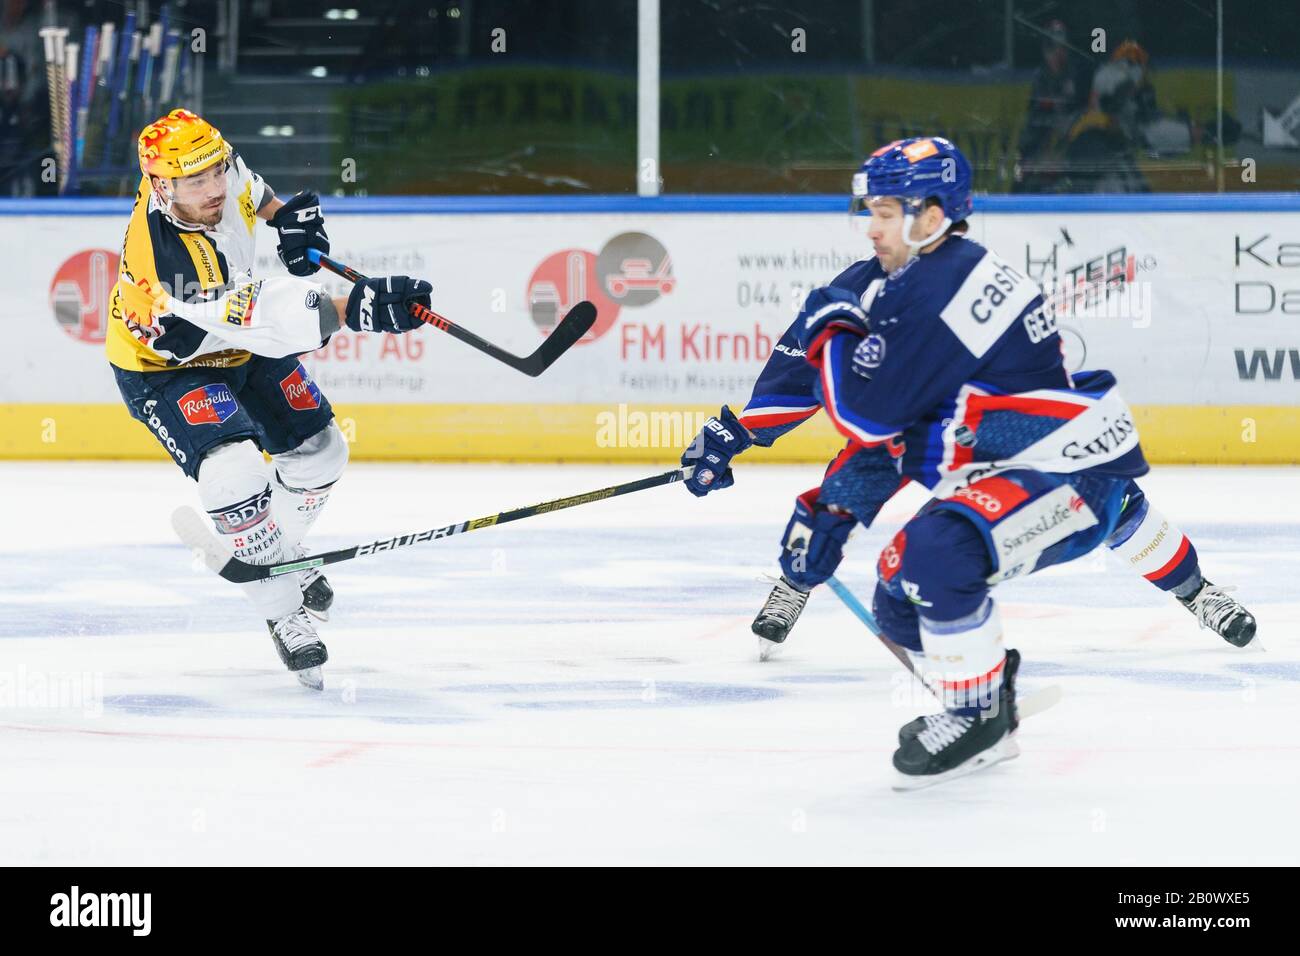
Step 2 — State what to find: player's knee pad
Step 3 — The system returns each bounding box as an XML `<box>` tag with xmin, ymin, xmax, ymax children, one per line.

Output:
<box><xmin>270</xmin><ymin>422</ymin><xmax>348</xmax><ymax>550</ymax></box>
<box><xmin>197</xmin><ymin>440</ymin><xmax>279</xmax><ymax>557</ymax></box>
<box><xmin>197</xmin><ymin>439</ymin><xmax>270</xmax><ymax>511</ymax></box>
<box><xmin>871</xmin><ymin>580</ymin><xmax>920</xmax><ymax>651</ymax></box>
<box><xmin>273</xmin><ymin>421</ymin><xmax>348</xmax><ymax>493</ymax></box>
<box><xmin>198</xmin><ymin>440</ymin><xmax>300</xmax><ymax>619</ymax></box>
<box><xmin>918</xmin><ymin>599</ymin><xmax>1006</xmax><ymax>713</ymax></box>
<box><xmin>897</xmin><ymin>510</ymin><xmax>991</xmax><ymax>621</ymax></box>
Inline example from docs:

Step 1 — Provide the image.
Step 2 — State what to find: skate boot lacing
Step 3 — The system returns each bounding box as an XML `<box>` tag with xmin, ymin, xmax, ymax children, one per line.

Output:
<box><xmin>1188</xmin><ymin>584</ymin><xmax>1244</xmax><ymax>634</ymax></box>
<box><xmin>761</xmin><ymin>576</ymin><xmax>808</xmax><ymax>627</ymax></box>
<box><xmin>917</xmin><ymin>713</ymin><xmax>974</xmax><ymax>755</ymax></box>
<box><xmin>273</xmin><ymin>609</ymin><xmax>319</xmax><ymax>654</ymax></box>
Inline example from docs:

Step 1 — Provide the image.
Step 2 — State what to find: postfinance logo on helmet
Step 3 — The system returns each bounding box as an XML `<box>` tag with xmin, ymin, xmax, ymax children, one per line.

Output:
<box><xmin>850</xmin><ymin>137</ymin><xmax>973</xmax><ymax>252</ymax></box>
<box><xmin>137</xmin><ymin>108</ymin><xmax>231</xmax><ymax>212</ymax></box>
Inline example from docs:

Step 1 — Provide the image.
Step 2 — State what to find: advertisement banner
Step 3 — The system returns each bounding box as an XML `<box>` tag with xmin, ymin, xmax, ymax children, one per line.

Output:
<box><xmin>2</xmin><ymin>206</ymin><xmax>1297</xmax><ymax>463</ymax></box>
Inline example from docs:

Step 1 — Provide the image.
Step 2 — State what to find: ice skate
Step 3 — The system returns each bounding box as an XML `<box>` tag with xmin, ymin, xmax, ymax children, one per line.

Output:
<box><xmin>267</xmin><ymin>607</ymin><xmax>328</xmax><ymax>690</ymax></box>
<box><xmin>752</xmin><ymin>575</ymin><xmax>810</xmax><ymax>661</ymax></box>
<box><xmin>1178</xmin><ymin>580</ymin><xmax>1256</xmax><ymax>647</ymax></box>
<box><xmin>296</xmin><ymin>546</ymin><xmax>334</xmax><ymax>622</ymax></box>
<box><xmin>892</xmin><ymin>649</ymin><xmax>1021</xmax><ymax>791</ymax></box>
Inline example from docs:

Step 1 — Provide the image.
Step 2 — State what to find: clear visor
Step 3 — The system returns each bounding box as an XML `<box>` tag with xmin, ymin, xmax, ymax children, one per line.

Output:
<box><xmin>846</xmin><ymin>194</ymin><xmax>919</xmax><ymax>238</ymax></box>
<box><xmin>167</xmin><ymin>159</ymin><xmax>230</xmax><ymax>204</ymax></box>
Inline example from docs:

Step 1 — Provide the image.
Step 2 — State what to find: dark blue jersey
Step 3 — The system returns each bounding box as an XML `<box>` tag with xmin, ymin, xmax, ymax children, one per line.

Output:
<box><xmin>742</xmin><ymin>235</ymin><xmax>1147</xmax><ymax>500</ymax></box>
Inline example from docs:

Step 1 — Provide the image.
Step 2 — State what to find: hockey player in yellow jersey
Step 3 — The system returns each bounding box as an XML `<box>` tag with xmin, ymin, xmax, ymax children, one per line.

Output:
<box><xmin>109</xmin><ymin>108</ymin><xmax>433</xmax><ymax>689</ymax></box>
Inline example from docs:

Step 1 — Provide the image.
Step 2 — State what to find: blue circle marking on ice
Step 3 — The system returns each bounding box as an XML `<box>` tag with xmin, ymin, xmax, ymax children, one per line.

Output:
<box><xmin>766</xmin><ymin>674</ymin><xmax>870</xmax><ymax>684</ymax></box>
<box><xmin>1227</xmin><ymin>662</ymin><xmax>1300</xmax><ymax>682</ymax></box>
<box><xmin>102</xmin><ymin>694</ymin><xmax>219</xmax><ymax>716</ymax></box>
<box><xmin>442</xmin><ymin>680</ymin><xmax>782</xmax><ymax>711</ymax></box>
<box><xmin>1019</xmin><ymin>660</ymin><xmax>1246</xmax><ymax>690</ymax></box>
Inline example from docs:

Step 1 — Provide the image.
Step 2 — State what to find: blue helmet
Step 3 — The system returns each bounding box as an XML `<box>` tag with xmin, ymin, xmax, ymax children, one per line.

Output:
<box><xmin>850</xmin><ymin>137</ymin><xmax>973</xmax><ymax>247</ymax></box>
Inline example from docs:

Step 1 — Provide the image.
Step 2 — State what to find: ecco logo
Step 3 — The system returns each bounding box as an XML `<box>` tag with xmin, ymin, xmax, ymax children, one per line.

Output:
<box><xmin>955</xmin><ymin>486</ymin><xmax>1004</xmax><ymax>513</ymax></box>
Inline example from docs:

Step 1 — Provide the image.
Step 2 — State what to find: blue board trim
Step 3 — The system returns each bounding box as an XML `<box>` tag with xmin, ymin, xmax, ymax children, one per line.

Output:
<box><xmin>2</xmin><ymin>192</ymin><xmax>1299</xmax><ymax>215</ymax></box>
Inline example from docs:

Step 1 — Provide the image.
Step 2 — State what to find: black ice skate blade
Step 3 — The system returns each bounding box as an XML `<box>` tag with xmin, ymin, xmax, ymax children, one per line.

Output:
<box><xmin>891</xmin><ymin>735</ymin><xmax>1020</xmax><ymax>792</ymax></box>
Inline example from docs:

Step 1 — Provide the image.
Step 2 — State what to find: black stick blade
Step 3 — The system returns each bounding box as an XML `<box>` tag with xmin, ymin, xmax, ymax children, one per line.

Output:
<box><xmin>524</xmin><ymin>301</ymin><xmax>597</xmax><ymax>376</ymax></box>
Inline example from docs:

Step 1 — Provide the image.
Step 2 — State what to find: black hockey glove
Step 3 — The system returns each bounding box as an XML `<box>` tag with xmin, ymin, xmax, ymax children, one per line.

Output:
<box><xmin>268</xmin><ymin>190</ymin><xmax>329</xmax><ymax>276</ymax></box>
<box><xmin>345</xmin><ymin>276</ymin><xmax>433</xmax><ymax>334</ymax></box>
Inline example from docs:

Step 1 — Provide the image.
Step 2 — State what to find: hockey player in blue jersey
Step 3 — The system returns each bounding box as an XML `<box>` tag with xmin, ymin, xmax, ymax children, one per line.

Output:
<box><xmin>681</xmin><ymin>137</ymin><xmax>1256</xmax><ymax>787</ymax></box>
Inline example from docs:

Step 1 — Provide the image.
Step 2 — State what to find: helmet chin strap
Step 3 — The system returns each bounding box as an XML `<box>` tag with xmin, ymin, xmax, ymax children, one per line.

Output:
<box><xmin>901</xmin><ymin>211</ymin><xmax>952</xmax><ymax>254</ymax></box>
<box><xmin>151</xmin><ymin>176</ymin><xmax>179</xmax><ymax>216</ymax></box>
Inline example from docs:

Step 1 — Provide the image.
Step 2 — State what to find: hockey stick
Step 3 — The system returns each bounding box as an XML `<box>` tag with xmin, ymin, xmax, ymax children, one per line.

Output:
<box><xmin>825</xmin><ymin>575</ymin><xmax>1062</xmax><ymax>719</ymax></box>
<box><xmin>309</xmin><ymin>250</ymin><xmax>596</xmax><ymax>377</ymax></box>
<box><xmin>173</xmin><ymin>467</ymin><xmax>693</xmax><ymax>584</ymax></box>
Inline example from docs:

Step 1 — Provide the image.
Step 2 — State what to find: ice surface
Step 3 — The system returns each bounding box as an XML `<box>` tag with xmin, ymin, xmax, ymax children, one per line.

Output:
<box><xmin>1</xmin><ymin>462</ymin><xmax>1297</xmax><ymax>865</ymax></box>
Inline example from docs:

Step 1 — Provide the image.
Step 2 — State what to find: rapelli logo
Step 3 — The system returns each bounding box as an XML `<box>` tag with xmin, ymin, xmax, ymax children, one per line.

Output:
<box><xmin>279</xmin><ymin>364</ymin><xmax>322</xmax><ymax>411</ymax></box>
<box><xmin>176</xmin><ymin>385</ymin><xmax>238</xmax><ymax>425</ymax></box>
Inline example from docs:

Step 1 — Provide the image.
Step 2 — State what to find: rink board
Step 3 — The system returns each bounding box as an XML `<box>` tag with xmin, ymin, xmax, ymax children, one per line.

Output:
<box><xmin>0</xmin><ymin>402</ymin><xmax>1297</xmax><ymax>465</ymax></box>
<box><xmin>3</xmin><ymin>194</ymin><xmax>1298</xmax><ymax>464</ymax></box>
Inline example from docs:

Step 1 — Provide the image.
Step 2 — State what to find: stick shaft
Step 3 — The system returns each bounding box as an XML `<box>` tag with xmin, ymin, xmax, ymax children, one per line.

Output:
<box><xmin>825</xmin><ymin>575</ymin><xmax>917</xmax><ymax>674</ymax></box>
<box><xmin>181</xmin><ymin>467</ymin><xmax>692</xmax><ymax>583</ymax></box>
<box><xmin>310</xmin><ymin>250</ymin><xmax>594</xmax><ymax>376</ymax></box>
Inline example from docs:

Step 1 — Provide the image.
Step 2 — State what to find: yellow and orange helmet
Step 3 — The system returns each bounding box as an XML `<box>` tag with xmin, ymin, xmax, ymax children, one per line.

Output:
<box><xmin>1111</xmin><ymin>39</ymin><xmax>1149</xmax><ymax>70</ymax></box>
<box><xmin>137</xmin><ymin>108</ymin><xmax>230</xmax><ymax>180</ymax></box>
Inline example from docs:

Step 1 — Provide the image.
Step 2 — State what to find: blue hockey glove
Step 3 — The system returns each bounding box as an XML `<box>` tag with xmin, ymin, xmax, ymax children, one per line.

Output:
<box><xmin>681</xmin><ymin>405</ymin><xmax>753</xmax><ymax>497</ymax></box>
<box><xmin>778</xmin><ymin>488</ymin><xmax>856</xmax><ymax>589</ymax></box>
<box><xmin>794</xmin><ymin>286</ymin><xmax>869</xmax><ymax>363</ymax></box>
<box><xmin>268</xmin><ymin>190</ymin><xmax>330</xmax><ymax>276</ymax></box>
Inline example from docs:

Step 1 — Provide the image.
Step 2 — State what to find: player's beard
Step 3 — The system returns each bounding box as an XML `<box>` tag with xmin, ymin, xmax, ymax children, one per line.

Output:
<box><xmin>171</xmin><ymin>198</ymin><xmax>225</xmax><ymax>228</ymax></box>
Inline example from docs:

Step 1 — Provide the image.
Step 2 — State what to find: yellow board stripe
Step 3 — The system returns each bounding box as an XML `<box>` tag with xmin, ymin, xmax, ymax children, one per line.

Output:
<box><xmin>0</xmin><ymin>404</ymin><xmax>1296</xmax><ymax>465</ymax></box>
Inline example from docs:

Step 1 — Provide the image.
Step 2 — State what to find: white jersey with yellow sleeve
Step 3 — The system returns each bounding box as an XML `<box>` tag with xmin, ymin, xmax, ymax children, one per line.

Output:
<box><xmin>106</xmin><ymin>152</ymin><xmax>329</xmax><ymax>372</ymax></box>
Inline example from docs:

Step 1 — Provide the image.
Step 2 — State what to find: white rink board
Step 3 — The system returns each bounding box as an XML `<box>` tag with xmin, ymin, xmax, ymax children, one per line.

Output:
<box><xmin>9</xmin><ymin>208</ymin><xmax>1300</xmax><ymax>407</ymax></box>
<box><xmin>1</xmin><ymin>461</ymin><xmax>1297</xmax><ymax>866</ymax></box>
